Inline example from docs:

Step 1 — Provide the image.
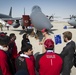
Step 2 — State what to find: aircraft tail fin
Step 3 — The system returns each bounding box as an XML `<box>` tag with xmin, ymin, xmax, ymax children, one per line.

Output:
<box><xmin>24</xmin><ymin>8</ymin><xmax>25</xmax><ymax>15</ymax></box>
<box><xmin>9</xmin><ymin>7</ymin><xmax>12</xmax><ymax>17</ymax></box>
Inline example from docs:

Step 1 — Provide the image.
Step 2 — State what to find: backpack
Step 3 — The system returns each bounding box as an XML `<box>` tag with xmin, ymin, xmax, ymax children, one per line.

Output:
<box><xmin>15</xmin><ymin>56</ymin><xmax>29</xmax><ymax>75</ymax></box>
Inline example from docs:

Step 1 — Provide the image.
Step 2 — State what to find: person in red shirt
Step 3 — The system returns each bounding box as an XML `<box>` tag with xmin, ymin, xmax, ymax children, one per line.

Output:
<box><xmin>0</xmin><ymin>34</ymin><xmax>12</xmax><ymax>75</ymax></box>
<box><xmin>15</xmin><ymin>43</ymin><xmax>36</xmax><ymax>75</ymax></box>
<box><xmin>36</xmin><ymin>39</ymin><xmax>63</xmax><ymax>75</ymax></box>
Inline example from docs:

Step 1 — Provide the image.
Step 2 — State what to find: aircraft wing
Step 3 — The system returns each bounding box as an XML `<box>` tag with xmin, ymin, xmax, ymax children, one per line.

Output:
<box><xmin>63</xmin><ymin>18</ymin><xmax>70</xmax><ymax>19</ymax></box>
<box><xmin>0</xmin><ymin>17</ymin><xmax>22</xmax><ymax>20</ymax></box>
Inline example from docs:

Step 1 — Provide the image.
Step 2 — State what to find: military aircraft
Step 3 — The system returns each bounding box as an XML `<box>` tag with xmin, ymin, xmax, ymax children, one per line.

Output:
<box><xmin>64</xmin><ymin>15</ymin><xmax>76</xmax><ymax>28</ymax></box>
<box><xmin>30</xmin><ymin>5</ymin><xmax>53</xmax><ymax>31</ymax></box>
<box><xmin>0</xmin><ymin>7</ymin><xmax>33</xmax><ymax>30</ymax></box>
<box><xmin>0</xmin><ymin>7</ymin><xmax>21</xmax><ymax>28</ymax></box>
<box><xmin>68</xmin><ymin>15</ymin><xmax>76</xmax><ymax>28</ymax></box>
<box><xmin>29</xmin><ymin>5</ymin><xmax>55</xmax><ymax>40</ymax></box>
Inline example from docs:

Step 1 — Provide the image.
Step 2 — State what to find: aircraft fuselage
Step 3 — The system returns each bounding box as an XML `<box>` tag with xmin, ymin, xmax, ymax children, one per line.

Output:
<box><xmin>0</xmin><ymin>14</ymin><xmax>12</xmax><ymax>18</ymax></box>
<box><xmin>68</xmin><ymin>18</ymin><xmax>76</xmax><ymax>27</ymax></box>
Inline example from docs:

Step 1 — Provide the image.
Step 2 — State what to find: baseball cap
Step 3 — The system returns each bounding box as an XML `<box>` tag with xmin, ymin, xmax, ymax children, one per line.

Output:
<box><xmin>41</xmin><ymin>28</ymin><xmax>48</xmax><ymax>33</ymax></box>
<box><xmin>44</xmin><ymin>39</ymin><xmax>54</xmax><ymax>49</ymax></box>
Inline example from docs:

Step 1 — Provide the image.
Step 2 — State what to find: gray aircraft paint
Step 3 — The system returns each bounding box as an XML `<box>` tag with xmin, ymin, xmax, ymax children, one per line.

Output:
<box><xmin>30</xmin><ymin>5</ymin><xmax>53</xmax><ymax>31</ymax></box>
<box><xmin>64</xmin><ymin>15</ymin><xmax>76</xmax><ymax>28</ymax></box>
<box><xmin>68</xmin><ymin>18</ymin><xmax>76</xmax><ymax>27</ymax></box>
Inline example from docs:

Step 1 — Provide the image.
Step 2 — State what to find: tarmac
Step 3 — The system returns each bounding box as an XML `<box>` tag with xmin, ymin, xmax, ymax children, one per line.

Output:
<box><xmin>0</xmin><ymin>21</ymin><xmax>76</xmax><ymax>75</ymax></box>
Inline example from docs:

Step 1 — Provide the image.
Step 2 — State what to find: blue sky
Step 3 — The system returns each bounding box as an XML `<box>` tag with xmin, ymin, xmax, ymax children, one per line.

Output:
<box><xmin>0</xmin><ymin>0</ymin><xmax>76</xmax><ymax>21</ymax></box>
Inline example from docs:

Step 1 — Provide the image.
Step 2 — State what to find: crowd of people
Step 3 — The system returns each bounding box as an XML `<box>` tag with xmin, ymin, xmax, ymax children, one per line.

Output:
<box><xmin>0</xmin><ymin>29</ymin><xmax>76</xmax><ymax>75</ymax></box>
